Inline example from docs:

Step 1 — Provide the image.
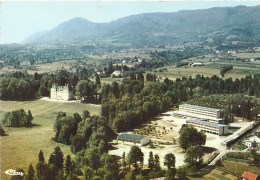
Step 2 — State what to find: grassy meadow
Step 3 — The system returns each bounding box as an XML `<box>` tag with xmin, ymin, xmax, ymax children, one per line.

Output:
<box><xmin>0</xmin><ymin>99</ymin><xmax>101</xmax><ymax>179</ymax></box>
<box><xmin>154</xmin><ymin>61</ymin><xmax>260</xmax><ymax>81</ymax></box>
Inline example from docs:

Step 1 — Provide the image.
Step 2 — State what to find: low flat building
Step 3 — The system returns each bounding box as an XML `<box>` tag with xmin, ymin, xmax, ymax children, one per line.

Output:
<box><xmin>186</xmin><ymin>119</ymin><xmax>228</xmax><ymax>136</ymax></box>
<box><xmin>117</xmin><ymin>133</ymin><xmax>151</xmax><ymax>146</ymax></box>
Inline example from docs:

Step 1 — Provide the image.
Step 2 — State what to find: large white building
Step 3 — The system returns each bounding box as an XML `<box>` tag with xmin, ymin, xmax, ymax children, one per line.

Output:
<box><xmin>186</xmin><ymin>119</ymin><xmax>228</xmax><ymax>136</ymax></box>
<box><xmin>178</xmin><ymin>104</ymin><xmax>224</xmax><ymax>123</ymax></box>
<box><xmin>50</xmin><ymin>84</ymin><xmax>73</xmax><ymax>101</ymax></box>
<box><xmin>117</xmin><ymin>133</ymin><xmax>151</xmax><ymax>146</ymax></box>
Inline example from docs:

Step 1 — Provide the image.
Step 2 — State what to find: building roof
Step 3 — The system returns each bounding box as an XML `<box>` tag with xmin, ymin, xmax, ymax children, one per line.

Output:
<box><xmin>118</xmin><ymin>133</ymin><xmax>146</xmax><ymax>141</ymax></box>
<box><xmin>173</xmin><ymin>111</ymin><xmax>222</xmax><ymax>122</ymax></box>
<box><xmin>187</xmin><ymin>119</ymin><xmax>227</xmax><ymax>128</ymax></box>
<box><xmin>180</xmin><ymin>104</ymin><xmax>222</xmax><ymax>112</ymax></box>
<box><xmin>241</xmin><ymin>171</ymin><xmax>258</xmax><ymax>180</ymax></box>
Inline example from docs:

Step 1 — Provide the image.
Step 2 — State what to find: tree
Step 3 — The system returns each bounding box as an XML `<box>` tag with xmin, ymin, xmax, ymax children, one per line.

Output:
<box><xmin>179</xmin><ymin>126</ymin><xmax>206</xmax><ymax>152</ymax></box>
<box><xmin>83</xmin><ymin>167</ymin><xmax>93</xmax><ymax>180</ymax></box>
<box><xmin>125</xmin><ymin>172</ymin><xmax>136</xmax><ymax>180</ymax></box>
<box><xmin>127</xmin><ymin>146</ymin><xmax>144</xmax><ymax>171</ymax></box>
<box><xmin>95</xmin><ymin>74</ymin><xmax>101</xmax><ymax>85</ymax></box>
<box><xmin>2</xmin><ymin>109</ymin><xmax>33</xmax><ymax>127</ymax></box>
<box><xmin>164</xmin><ymin>153</ymin><xmax>176</xmax><ymax>169</ymax></box>
<box><xmin>36</xmin><ymin>161</ymin><xmax>51</xmax><ymax>180</ymax></box>
<box><xmin>148</xmin><ymin>151</ymin><xmax>154</xmax><ymax>170</ymax></box>
<box><xmin>86</xmin><ymin>147</ymin><xmax>101</xmax><ymax>173</ymax></box>
<box><xmin>51</xmin><ymin>146</ymin><xmax>64</xmax><ymax>170</ymax></box>
<box><xmin>0</xmin><ymin>125</ymin><xmax>6</xmax><ymax>136</ymax></box>
<box><xmin>101</xmin><ymin>153</ymin><xmax>119</xmax><ymax>179</ymax></box>
<box><xmin>38</xmin><ymin>150</ymin><xmax>44</xmax><ymax>163</ymax></box>
<box><xmin>197</xmin><ymin>131</ymin><xmax>206</xmax><ymax>146</ymax></box>
<box><xmin>250</xmin><ymin>149</ymin><xmax>260</xmax><ymax>166</ymax></box>
<box><xmin>75</xmin><ymin>80</ymin><xmax>96</xmax><ymax>100</ymax></box>
<box><xmin>48</xmin><ymin>154</ymin><xmax>55</xmax><ymax>165</ymax></box>
<box><xmin>154</xmin><ymin>154</ymin><xmax>160</xmax><ymax>171</ymax></box>
<box><xmin>137</xmin><ymin>72</ymin><xmax>144</xmax><ymax>82</ymax></box>
<box><xmin>176</xmin><ymin>167</ymin><xmax>187</xmax><ymax>180</ymax></box>
<box><xmin>165</xmin><ymin>168</ymin><xmax>176</xmax><ymax>180</ymax></box>
<box><xmin>130</xmin><ymin>72</ymin><xmax>136</xmax><ymax>80</ymax></box>
<box><xmin>71</xmin><ymin>135</ymin><xmax>86</xmax><ymax>153</ymax></box>
<box><xmin>25</xmin><ymin>164</ymin><xmax>35</xmax><ymax>180</ymax></box>
<box><xmin>65</xmin><ymin>155</ymin><xmax>72</xmax><ymax>176</ymax></box>
<box><xmin>122</xmin><ymin>152</ymin><xmax>127</xmax><ymax>172</ymax></box>
<box><xmin>39</xmin><ymin>85</ymin><xmax>50</xmax><ymax>97</ymax></box>
<box><xmin>185</xmin><ymin>145</ymin><xmax>204</xmax><ymax>166</ymax></box>
<box><xmin>82</xmin><ymin>110</ymin><xmax>90</xmax><ymax>120</ymax></box>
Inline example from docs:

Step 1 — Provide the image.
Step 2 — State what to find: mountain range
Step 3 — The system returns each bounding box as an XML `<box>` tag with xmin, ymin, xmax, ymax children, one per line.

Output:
<box><xmin>23</xmin><ymin>5</ymin><xmax>260</xmax><ymax>47</ymax></box>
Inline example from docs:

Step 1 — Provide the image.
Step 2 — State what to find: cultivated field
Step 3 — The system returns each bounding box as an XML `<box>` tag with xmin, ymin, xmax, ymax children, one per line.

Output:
<box><xmin>217</xmin><ymin>160</ymin><xmax>260</xmax><ymax>178</ymax></box>
<box><xmin>154</xmin><ymin>61</ymin><xmax>260</xmax><ymax>81</ymax></box>
<box><xmin>0</xmin><ymin>99</ymin><xmax>101</xmax><ymax>179</ymax></box>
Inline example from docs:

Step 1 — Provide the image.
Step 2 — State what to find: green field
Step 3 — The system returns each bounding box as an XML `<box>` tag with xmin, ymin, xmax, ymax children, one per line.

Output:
<box><xmin>0</xmin><ymin>99</ymin><xmax>101</xmax><ymax>179</ymax></box>
<box><xmin>154</xmin><ymin>61</ymin><xmax>260</xmax><ymax>81</ymax></box>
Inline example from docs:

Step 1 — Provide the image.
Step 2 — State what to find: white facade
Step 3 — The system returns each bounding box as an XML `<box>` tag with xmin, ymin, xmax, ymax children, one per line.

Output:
<box><xmin>50</xmin><ymin>84</ymin><xmax>73</xmax><ymax>101</ymax></box>
<box><xmin>111</xmin><ymin>71</ymin><xmax>123</xmax><ymax>77</ymax></box>
<box><xmin>140</xmin><ymin>137</ymin><xmax>151</xmax><ymax>146</ymax></box>
<box><xmin>179</xmin><ymin>104</ymin><xmax>223</xmax><ymax>119</ymax></box>
<box><xmin>186</xmin><ymin>119</ymin><xmax>228</xmax><ymax>136</ymax></box>
<box><xmin>117</xmin><ymin>134</ymin><xmax>151</xmax><ymax>146</ymax></box>
<box><xmin>191</xmin><ymin>63</ymin><xmax>204</xmax><ymax>67</ymax></box>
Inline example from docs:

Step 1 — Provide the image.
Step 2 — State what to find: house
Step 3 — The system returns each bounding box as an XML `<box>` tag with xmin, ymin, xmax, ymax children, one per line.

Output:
<box><xmin>111</xmin><ymin>70</ymin><xmax>123</xmax><ymax>77</ymax></box>
<box><xmin>138</xmin><ymin>58</ymin><xmax>144</xmax><ymax>63</ymax></box>
<box><xmin>245</xmin><ymin>135</ymin><xmax>260</xmax><ymax>148</ymax></box>
<box><xmin>241</xmin><ymin>171</ymin><xmax>259</xmax><ymax>180</ymax></box>
<box><xmin>117</xmin><ymin>133</ymin><xmax>151</xmax><ymax>146</ymax></box>
<box><xmin>227</xmin><ymin>50</ymin><xmax>236</xmax><ymax>55</ymax></box>
<box><xmin>191</xmin><ymin>63</ymin><xmax>204</xmax><ymax>67</ymax></box>
<box><xmin>50</xmin><ymin>84</ymin><xmax>73</xmax><ymax>101</ymax></box>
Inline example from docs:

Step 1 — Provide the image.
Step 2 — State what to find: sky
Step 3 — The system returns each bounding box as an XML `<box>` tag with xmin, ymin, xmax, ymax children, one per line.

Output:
<box><xmin>0</xmin><ymin>1</ymin><xmax>259</xmax><ymax>44</ymax></box>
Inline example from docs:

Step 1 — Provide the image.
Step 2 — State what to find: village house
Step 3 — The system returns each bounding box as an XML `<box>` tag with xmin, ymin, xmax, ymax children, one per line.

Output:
<box><xmin>241</xmin><ymin>171</ymin><xmax>259</xmax><ymax>180</ymax></box>
<box><xmin>244</xmin><ymin>133</ymin><xmax>260</xmax><ymax>148</ymax></box>
<box><xmin>191</xmin><ymin>63</ymin><xmax>204</xmax><ymax>67</ymax></box>
<box><xmin>111</xmin><ymin>70</ymin><xmax>123</xmax><ymax>77</ymax></box>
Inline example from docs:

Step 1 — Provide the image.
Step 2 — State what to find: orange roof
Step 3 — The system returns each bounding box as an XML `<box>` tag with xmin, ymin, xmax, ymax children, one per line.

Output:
<box><xmin>241</xmin><ymin>171</ymin><xmax>258</xmax><ymax>180</ymax></box>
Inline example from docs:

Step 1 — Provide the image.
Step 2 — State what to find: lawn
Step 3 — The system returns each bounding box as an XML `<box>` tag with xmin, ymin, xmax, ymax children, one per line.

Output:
<box><xmin>0</xmin><ymin>99</ymin><xmax>101</xmax><ymax>179</ymax></box>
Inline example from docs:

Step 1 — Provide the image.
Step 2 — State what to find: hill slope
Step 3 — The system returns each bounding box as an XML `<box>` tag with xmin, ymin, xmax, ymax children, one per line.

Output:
<box><xmin>23</xmin><ymin>5</ymin><xmax>260</xmax><ymax>47</ymax></box>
